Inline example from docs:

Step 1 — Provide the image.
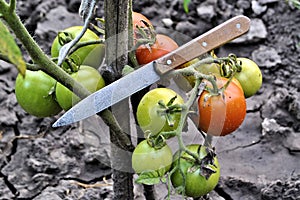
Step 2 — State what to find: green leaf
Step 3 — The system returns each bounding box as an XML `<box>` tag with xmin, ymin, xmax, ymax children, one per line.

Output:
<box><xmin>135</xmin><ymin>171</ymin><xmax>163</xmax><ymax>185</ymax></box>
<box><xmin>183</xmin><ymin>0</ymin><xmax>191</xmax><ymax>13</ymax></box>
<box><xmin>0</xmin><ymin>20</ymin><xmax>26</xmax><ymax>76</ymax></box>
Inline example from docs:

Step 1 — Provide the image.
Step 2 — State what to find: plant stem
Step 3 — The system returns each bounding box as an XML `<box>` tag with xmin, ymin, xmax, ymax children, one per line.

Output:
<box><xmin>175</xmin><ymin>77</ymin><xmax>205</xmax><ymax>162</ymax></box>
<box><xmin>9</xmin><ymin>0</ymin><xmax>16</xmax><ymax>12</ymax></box>
<box><xmin>203</xmin><ymin>134</ymin><xmax>213</xmax><ymax>147</ymax></box>
<box><xmin>68</xmin><ymin>39</ymin><xmax>105</xmax><ymax>55</ymax></box>
<box><xmin>171</xmin><ymin>57</ymin><xmax>221</xmax><ymax>160</ymax></box>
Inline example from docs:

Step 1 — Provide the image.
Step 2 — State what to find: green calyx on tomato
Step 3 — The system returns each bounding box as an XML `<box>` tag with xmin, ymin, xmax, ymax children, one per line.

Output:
<box><xmin>234</xmin><ymin>57</ymin><xmax>263</xmax><ymax>98</ymax></box>
<box><xmin>132</xmin><ymin>11</ymin><xmax>152</xmax><ymax>29</ymax></box>
<box><xmin>132</xmin><ymin>140</ymin><xmax>173</xmax><ymax>180</ymax></box>
<box><xmin>55</xmin><ymin>65</ymin><xmax>105</xmax><ymax>111</ymax></box>
<box><xmin>15</xmin><ymin>70</ymin><xmax>62</xmax><ymax>117</ymax></box>
<box><xmin>136</xmin><ymin>88</ymin><xmax>184</xmax><ymax>136</ymax></box>
<box><xmin>51</xmin><ymin>26</ymin><xmax>105</xmax><ymax>70</ymax></box>
<box><xmin>171</xmin><ymin>144</ymin><xmax>220</xmax><ymax>198</ymax></box>
<box><xmin>132</xmin><ymin>11</ymin><xmax>155</xmax><ymax>42</ymax></box>
<box><xmin>198</xmin><ymin>77</ymin><xmax>246</xmax><ymax>136</ymax></box>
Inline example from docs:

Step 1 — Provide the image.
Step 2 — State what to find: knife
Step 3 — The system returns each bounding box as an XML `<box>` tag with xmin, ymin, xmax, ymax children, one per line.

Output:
<box><xmin>53</xmin><ymin>15</ymin><xmax>250</xmax><ymax>127</ymax></box>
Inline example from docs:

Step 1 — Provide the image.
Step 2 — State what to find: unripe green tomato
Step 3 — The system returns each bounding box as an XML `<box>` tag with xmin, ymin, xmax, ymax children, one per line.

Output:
<box><xmin>132</xmin><ymin>140</ymin><xmax>173</xmax><ymax>176</ymax></box>
<box><xmin>194</xmin><ymin>52</ymin><xmax>221</xmax><ymax>76</ymax></box>
<box><xmin>136</xmin><ymin>88</ymin><xmax>184</xmax><ymax>135</ymax></box>
<box><xmin>15</xmin><ymin>70</ymin><xmax>62</xmax><ymax>117</ymax></box>
<box><xmin>171</xmin><ymin>144</ymin><xmax>220</xmax><ymax>198</ymax></box>
<box><xmin>55</xmin><ymin>65</ymin><xmax>105</xmax><ymax>110</ymax></box>
<box><xmin>51</xmin><ymin>26</ymin><xmax>105</xmax><ymax>69</ymax></box>
<box><xmin>196</xmin><ymin>62</ymin><xmax>220</xmax><ymax>76</ymax></box>
<box><xmin>234</xmin><ymin>57</ymin><xmax>262</xmax><ymax>98</ymax></box>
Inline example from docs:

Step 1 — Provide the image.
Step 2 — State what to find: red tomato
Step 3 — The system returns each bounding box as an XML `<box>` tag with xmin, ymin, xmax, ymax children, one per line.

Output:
<box><xmin>198</xmin><ymin>77</ymin><xmax>246</xmax><ymax>136</ymax></box>
<box><xmin>135</xmin><ymin>34</ymin><xmax>178</xmax><ymax>65</ymax></box>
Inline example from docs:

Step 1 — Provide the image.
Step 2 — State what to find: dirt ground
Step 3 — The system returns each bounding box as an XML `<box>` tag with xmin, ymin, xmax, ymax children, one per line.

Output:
<box><xmin>0</xmin><ymin>0</ymin><xmax>299</xmax><ymax>199</ymax></box>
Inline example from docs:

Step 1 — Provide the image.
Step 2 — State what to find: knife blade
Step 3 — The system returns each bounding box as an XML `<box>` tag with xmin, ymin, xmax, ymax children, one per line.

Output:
<box><xmin>53</xmin><ymin>15</ymin><xmax>250</xmax><ymax>127</ymax></box>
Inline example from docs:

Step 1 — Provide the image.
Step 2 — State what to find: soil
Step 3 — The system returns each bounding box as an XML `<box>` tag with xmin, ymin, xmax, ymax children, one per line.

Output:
<box><xmin>0</xmin><ymin>0</ymin><xmax>300</xmax><ymax>199</ymax></box>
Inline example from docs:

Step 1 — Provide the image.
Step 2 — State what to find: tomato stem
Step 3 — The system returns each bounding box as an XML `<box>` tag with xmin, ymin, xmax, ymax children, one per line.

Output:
<box><xmin>203</xmin><ymin>135</ymin><xmax>213</xmax><ymax>147</ymax></box>
<box><xmin>9</xmin><ymin>0</ymin><xmax>16</xmax><ymax>13</ymax></box>
<box><xmin>68</xmin><ymin>39</ymin><xmax>105</xmax><ymax>55</ymax></box>
<box><xmin>174</xmin><ymin>77</ymin><xmax>206</xmax><ymax>163</ymax></box>
<box><xmin>127</xmin><ymin>7</ymin><xmax>140</xmax><ymax>69</ymax></box>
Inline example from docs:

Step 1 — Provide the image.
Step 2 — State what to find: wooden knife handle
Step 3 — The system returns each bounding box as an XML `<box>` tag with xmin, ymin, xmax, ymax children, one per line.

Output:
<box><xmin>155</xmin><ymin>15</ymin><xmax>250</xmax><ymax>74</ymax></box>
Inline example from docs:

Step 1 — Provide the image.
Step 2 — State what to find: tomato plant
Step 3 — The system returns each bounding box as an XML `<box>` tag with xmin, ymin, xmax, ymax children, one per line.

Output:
<box><xmin>135</xmin><ymin>34</ymin><xmax>178</xmax><ymax>65</ymax></box>
<box><xmin>0</xmin><ymin>2</ymin><xmax>264</xmax><ymax>198</ymax></box>
<box><xmin>51</xmin><ymin>26</ymin><xmax>105</xmax><ymax>69</ymax></box>
<box><xmin>136</xmin><ymin>88</ymin><xmax>184</xmax><ymax>136</ymax></box>
<box><xmin>234</xmin><ymin>57</ymin><xmax>262</xmax><ymax>98</ymax></box>
<box><xmin>171</xmin><ymin>144</ymin><xmax>220</xmax><ymax>198</ymax></box>
<box><xmin>55</xmin><ymin>65</ymin><xmax>105</xmax><ymax>111</ymax></box>
<box><xmin>132</xmin><ymin>140</ymin><xmax>173</xmax><ymax>176</ymax></box>
<box><xmin>198</xmin><ymin>77</ymin><xmax>246</xmax><ymax>136</ymax></box>
<box><xmin>15</xmin><ymin>70</ymin><xmax>62</xmax><ymax>117</ymax></box>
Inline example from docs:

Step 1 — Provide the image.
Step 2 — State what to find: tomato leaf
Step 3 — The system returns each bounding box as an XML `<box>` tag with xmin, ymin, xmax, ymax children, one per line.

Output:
<box><xmin>135</xmin><ymin>171</ymin><xmax>163</xmax><ymax>185</ymax></box>
<box><xmin>183</xmin><ymin>0</ymin><xmax>191</xmax><ymax>13</ymax></box>
<box><xmin>0</xmin><ymin>20</ymin><xmax>26</xmax><ymax>76</ymax></box>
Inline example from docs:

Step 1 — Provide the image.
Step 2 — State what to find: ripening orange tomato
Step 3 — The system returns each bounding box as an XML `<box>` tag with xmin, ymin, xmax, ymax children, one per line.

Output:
<box><xmin>198</xmin><ymin>77</ymin><xmax>246</xmax><ymax>136</ymax></box>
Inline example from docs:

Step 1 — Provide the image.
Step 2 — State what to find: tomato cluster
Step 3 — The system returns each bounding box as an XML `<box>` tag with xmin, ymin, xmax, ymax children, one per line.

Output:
<box><xmin>13</xmin><ymin>10</ymin><xmax>263</xmax><ymax>199</ymax></box>
<box><xmin>131</xmin><ymin>12</ymin><xmax>263</xmax><ymax>199</ymax></box>
<box><xmin>15</xmin><ymin>26</ymin><xmax>106</xmax><ymax>117</ymax></box>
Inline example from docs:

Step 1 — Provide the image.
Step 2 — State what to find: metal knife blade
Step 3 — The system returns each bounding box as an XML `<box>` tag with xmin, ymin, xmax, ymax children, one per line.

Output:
<box><xmin>53</xmin><ymin>15</ymin><xmax>250</xmax><ymax>127</ymax></box>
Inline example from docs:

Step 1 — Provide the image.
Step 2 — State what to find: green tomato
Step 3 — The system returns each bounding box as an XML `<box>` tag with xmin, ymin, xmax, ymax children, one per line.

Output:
<box><xmin>55</xmin><ymin>65</ymin><xmax>105</xmax><ymax>110</ymax></box>
<box><xmin>171</xmin><ymin>144</ymin><xmax>220</xmax><ymax>198</ymax></box>
<box><xmin>15</xmin><ymin>70</ymin><xmax>62</xmax><ymax>117</ymax></box>
<box><xmin>51</xmin><ymin>26</ymin><xmax>105</xmax><ymax>69</ymax></box>
<box><xmin>234</xmin><ymin>57</ymin><xmax>262</xmax><ymax>98</ymax></box>
<box><xmin>196</xmin><ymin>62</ymin><xmax>220</xmax><ymax>75</ymax></box>
<box><xmin>136</xmin><ymin>88</ymin><xmax>184</xmax><ymax>135</ymax></box>
<box><xmin>132</xmin><ymin>140</ymin><xmax>173</xmax><ymax>176</ymax></box>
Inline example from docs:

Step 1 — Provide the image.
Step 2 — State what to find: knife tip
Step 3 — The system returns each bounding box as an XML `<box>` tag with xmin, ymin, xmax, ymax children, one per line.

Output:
<box><xmin>52</xmin><ymin>111</ymin><xmax>74</xmax><ymax>127</ymax></box>
<box><xmin>52</xmin><ymin>119</ymin><xmax>66</xmax><ymax>127</ymax></box>
<box><xmin>52</xmin><ymin>120</ymin><xmax>63</xmax><ymax>128</ymax></box>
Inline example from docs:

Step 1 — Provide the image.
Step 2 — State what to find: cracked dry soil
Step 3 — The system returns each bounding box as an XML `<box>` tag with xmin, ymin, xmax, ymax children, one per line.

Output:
<box><xmin>0</xmin><ymin>0</ymin><xmax>300</xmax><ymax>199</ymax></box>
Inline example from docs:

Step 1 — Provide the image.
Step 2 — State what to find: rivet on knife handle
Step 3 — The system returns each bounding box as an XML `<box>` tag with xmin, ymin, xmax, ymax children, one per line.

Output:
<box><xmin>155</xmin><ymin>15</ymin><xmax>250</xmax><ymax>75</ymax></box>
